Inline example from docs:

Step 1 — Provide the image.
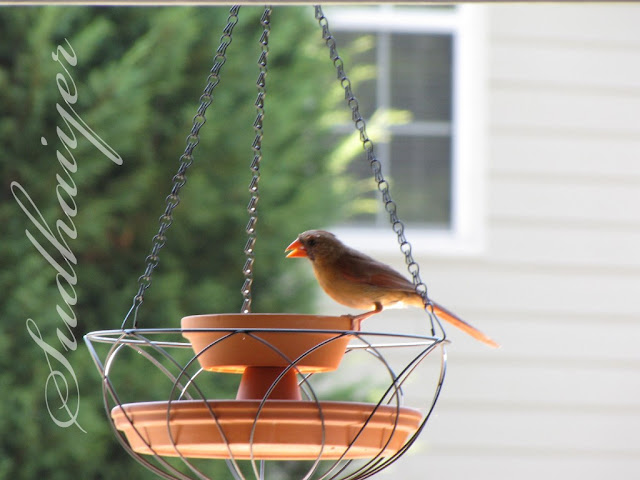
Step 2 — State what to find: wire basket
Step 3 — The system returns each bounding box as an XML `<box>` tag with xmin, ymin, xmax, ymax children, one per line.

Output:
<box><xmin>85</xmin><ymin>313</ymin><xmax>446</xmax><ymax>480</ymax></box>
<box><xmin>81</xmin><ymin>6</ymin><xmax>453</xmax><ymax>479</ymax></box>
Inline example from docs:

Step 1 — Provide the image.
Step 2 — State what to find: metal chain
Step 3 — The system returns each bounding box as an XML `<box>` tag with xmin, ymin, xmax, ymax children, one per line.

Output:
<box><xmin>314</xmin><ymin>6</ymin><xmax>439</xmax><ymax>332</ymax></box>
<box><xmin>123</xmin><ymin>6</ymin><xmax>241</xmax><ymax>329</ymax></box>
<box><xmin>241</xmin><ymin>6</ymin><xmax>272</xmax><ymax>314</ymax></box>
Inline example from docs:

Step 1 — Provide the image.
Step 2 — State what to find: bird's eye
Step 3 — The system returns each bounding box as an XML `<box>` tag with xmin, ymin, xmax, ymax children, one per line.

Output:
<box><xmin>307</xmin><ymin>238</ymin><xmax>316</xmax><ymax>247</ymax></box>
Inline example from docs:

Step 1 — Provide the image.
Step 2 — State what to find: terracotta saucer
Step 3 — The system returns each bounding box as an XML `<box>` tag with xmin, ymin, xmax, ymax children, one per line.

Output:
<box><xmin>112</xmin><ymin>399</ymin><xmax>423</xmax><ymax>460</ymax></box>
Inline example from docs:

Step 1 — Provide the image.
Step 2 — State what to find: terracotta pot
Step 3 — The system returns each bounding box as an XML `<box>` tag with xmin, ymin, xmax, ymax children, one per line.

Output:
<box><xmin>112</xmin><ymin>400</ymin><xmax>423</xmax><ymax>460</ymax></box>
<box><xmin>181</xmin><ymin>314</ymin><xmax>353</xmax><ymax>374</ymax></box>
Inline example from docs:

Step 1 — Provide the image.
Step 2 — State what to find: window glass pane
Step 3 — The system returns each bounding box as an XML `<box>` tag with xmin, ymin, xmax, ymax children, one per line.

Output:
<box><xmin>344</xmin><ymin>155</ymin><xmax>378</xmax><ymax>225</ymax></box>
<box><xmin>333</xmin><ymin>31</ymin><xmax>377</xmax><ymax>120</ymax></box>
<box><xmin>390</xmin><ymin>135</ymin><xmax>451</xmax><ymax>227</ymax></box>
<box><xmin>331</xmin><ymin>24</ymin><xmax>454</xmax><ymax>229</ymax></box>
<box><xmin>391</xmin><ymin>33</ymin><xmax>452</xmax><ymax>122</ymax></box>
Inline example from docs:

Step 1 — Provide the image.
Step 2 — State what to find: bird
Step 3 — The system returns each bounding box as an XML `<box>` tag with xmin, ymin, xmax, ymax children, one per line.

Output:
<box><xmin>285</xmin><ymin>229</ymin><xmax>499</xmax><ymax>348</ymax></box>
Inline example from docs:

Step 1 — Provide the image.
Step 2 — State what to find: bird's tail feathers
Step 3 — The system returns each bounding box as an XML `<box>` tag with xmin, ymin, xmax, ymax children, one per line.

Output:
<box><xmin>428</xmin><ymin>300</ymin><xmax>500</xmax><ymax>348</ymax></box>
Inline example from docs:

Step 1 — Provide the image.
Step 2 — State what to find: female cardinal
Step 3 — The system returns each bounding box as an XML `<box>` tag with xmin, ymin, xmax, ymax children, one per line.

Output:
<box><xmin>285</xmin><ymin>229</ymin><xmax>499</xmax><ymax>348</ymax></box>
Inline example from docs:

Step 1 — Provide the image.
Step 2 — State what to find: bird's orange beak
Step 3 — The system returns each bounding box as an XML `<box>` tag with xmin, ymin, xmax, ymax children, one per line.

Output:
<box><xmin>285</xmin><ymin>238</ymin><xmax>308</xmax><ymax>258</ymax></box>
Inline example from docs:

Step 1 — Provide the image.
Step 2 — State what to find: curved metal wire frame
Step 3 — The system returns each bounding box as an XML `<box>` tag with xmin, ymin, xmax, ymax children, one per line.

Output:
<box><xmin>85</xmin><ymin>326</ymin><xmax>447</xmax><ymax>480</ymax></box>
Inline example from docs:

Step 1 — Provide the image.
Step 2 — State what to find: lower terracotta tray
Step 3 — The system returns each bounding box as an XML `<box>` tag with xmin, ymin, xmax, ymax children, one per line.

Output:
<box><xmin>112</xmin><ymin>400</ymin><xmax>423</xmax><ymax>460</ymax></box>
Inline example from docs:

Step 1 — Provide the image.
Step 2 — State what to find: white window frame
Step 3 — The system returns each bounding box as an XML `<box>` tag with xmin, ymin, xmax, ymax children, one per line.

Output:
<box><xmin>324</xmin><ymin>5</ymin><xmax>488</xmax><ymax>257</ymax></box>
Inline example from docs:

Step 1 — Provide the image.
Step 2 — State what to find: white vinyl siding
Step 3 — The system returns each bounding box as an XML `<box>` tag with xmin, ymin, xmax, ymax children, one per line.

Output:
<box><xmin>318</xmin><ymin>4</ymin><xmax>640</xmax><ymax>479</ymax></box>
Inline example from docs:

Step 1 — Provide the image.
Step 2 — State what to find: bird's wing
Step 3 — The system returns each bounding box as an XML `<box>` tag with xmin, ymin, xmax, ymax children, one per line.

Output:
<box><xmin>338</xmin><ymin>249</ymin><xmax>416</xmax><ymax>293</ymax></box>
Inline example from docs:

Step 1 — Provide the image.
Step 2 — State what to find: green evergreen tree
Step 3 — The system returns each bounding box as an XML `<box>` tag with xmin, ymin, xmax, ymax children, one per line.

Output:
<box><xmin>1</xmin><ymin>6</ymin><xmax>358</xmax><ymax>479</ymax></box>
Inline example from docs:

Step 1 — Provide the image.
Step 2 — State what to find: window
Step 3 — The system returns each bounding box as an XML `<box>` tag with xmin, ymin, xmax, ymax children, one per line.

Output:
<box><xmin>325</xmin><ymin>5</ymin><xmax>487</xmax><ymax>255</ymax></box>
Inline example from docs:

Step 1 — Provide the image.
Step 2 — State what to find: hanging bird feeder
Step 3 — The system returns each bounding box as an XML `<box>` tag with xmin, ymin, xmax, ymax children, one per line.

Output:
<box><xmin>85</xmin><ymin>6</ymin><xmax>448</xmax><ymax>480</ymax></box>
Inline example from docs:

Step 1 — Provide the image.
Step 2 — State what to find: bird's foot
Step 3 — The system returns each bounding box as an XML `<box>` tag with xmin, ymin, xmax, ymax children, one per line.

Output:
<box><xmin>347</xmin><ymin>302</ymin><xmax>383</xmax><ymax>331</ymax></box>
<box><xmin>345</xmin><ymin>314</ymin><xmax>362</xmax><ymax>331</ymax></box>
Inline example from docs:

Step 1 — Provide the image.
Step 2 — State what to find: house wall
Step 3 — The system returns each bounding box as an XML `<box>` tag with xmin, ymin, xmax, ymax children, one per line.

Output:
<box><xmin>318</xmin><ymin>4</ymin><xmax>640</xmax><ymax>479</ymax></box>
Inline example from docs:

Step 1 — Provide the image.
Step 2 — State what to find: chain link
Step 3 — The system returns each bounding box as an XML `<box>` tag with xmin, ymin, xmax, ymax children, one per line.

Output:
<box><xmin>241</xmin><ymin>7</ymin><xmax>272</xmax><ymax>314</ymax></box>
<box><xmin>123</xmin><ymin>6</ymin><xmax>241</xmax><ymax>329</ymax></box>
<box><xmin>314</xmin><ymin>6</ymin><xmax>439</xmax><ymax>333</ymax></box>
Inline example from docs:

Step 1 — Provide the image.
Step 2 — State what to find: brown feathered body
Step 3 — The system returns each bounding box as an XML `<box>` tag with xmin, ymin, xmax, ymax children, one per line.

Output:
<box><xmin>286</xmin><ymin>229</ymin><xmax>499</xmax><ymax>348</ymax></box>
<box><xmin>303</xmin><ymin>234</ymin><xmax>422</xmax><ymax>310</ymax></box>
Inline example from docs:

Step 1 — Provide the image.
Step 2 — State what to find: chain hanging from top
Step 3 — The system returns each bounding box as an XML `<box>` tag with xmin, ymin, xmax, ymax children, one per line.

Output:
<box><xmin>122</xmin><ymin>6</ymin><xmax>241</xmax><ymax>329</ymax></box>
<box><xmin>314</xmin><ymin>6</ymin><xmax>442</xmax><ymax>335</ymax></box>
<box><xmin>241</xmin><ymin>7</ymin><xmax>272</xmax><ymax>314</ymax></box>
